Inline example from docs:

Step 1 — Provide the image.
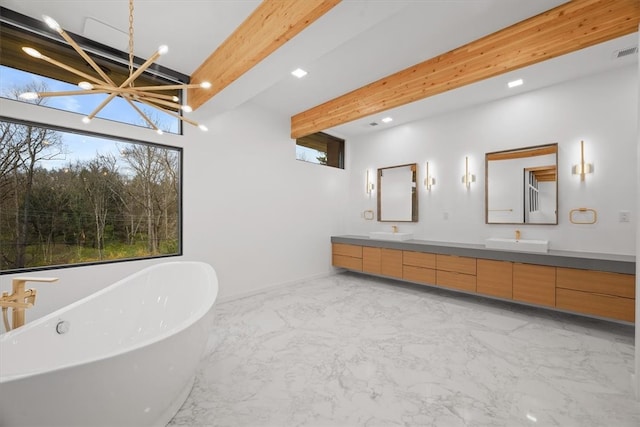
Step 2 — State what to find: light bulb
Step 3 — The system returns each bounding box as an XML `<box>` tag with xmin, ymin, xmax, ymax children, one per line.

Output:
<box><xmin>19</xmin><ymin>92</ymin><xmax>39</xmax><ymax>100</ymax></box>
<box><xmin>172</xmin><ymin>96</ymin><xmax>179</xmax><ymax>102</ymax></box>
<box><xmin>181</xmin><ymin>105</ymin><xmax>192</xmax><ymax>113</ymax></box>
<box><xmin>158</xmin><ymin>45</ymin><xmax>169</xmax><ymax>55</ymax></box>
<box><xmin>78</xmin><ymin>81</ymin><xmax>93</xmax><ymax>90</ymax></box>
<box><xmin>200</xmin><ymin>82</ymin><xmax>212</xmax><ymax>89</ymax></box>
<box><xmin>82</xmin><ymin>117</ymin><xmax>91</xmax><ymax>124</ymax></box>
<box><xmin>198</xmin><ymin>124</ymin><xmax>208</xmax><ymax>132</ymax></box>
<box><xmin>156</xmin><ymin>129</ymin><xmax>164</xmax><ymax>135</ymax></box>
<box><xmin>42</xmin><ymin>15</ymin><xmax>61</xmax><ymax>32</ymax></box>
<box><xmin>22</xmin><ymin>47</ymin><xmax>42</xmax><ymax>58</ymax></box>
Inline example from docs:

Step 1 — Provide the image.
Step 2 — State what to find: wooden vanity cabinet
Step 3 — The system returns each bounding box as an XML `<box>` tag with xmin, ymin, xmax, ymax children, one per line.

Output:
<box><xmin>332</xmin><ymin>243</ymin><xmax>362</xmax><ymax>271</ymax></box>
<box><xmin>331</xmin><ymin>240</ymin><xmax>635</xmax><ymax>323</ymax></box>
<box><xmin>362</xmin><ymin>247</ymin><xmax>382</xmax><ymax>274</ymax></box>
<box><xmin>339</xmin><ymin>246</ymin><xmax>401</xmax><ymax>279</ymax></box>
<box><xmin>381</xmin><ymin>249</ymin><xmax>403</xmax><ymax>279</ymax></box>
<box><xmin>512</xmin><ymin>263</ymin><xmax>556</xmax><ymax>307</ymax></box>
<box><xmin>402</xmin><ymin>251</ymin><xmax>436</xmax><ymax>285</ymax></box>
<box><xmin>556</xmin><ymin>268</ymin><xmax>635</xmax><ymax>322</ymax></box>
<box><xmin>435</xmin><ymin>254</ymin><xmax>477</xmax><ymax>292</ymax></box>
<box><xmin>477</xmin><ymin>259</ymin><xmax>513</xmax><ymax>299</ymax></box>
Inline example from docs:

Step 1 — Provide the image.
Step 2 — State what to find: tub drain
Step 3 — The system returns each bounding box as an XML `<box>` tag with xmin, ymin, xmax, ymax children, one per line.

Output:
<box><xmin>56</xmin><ymin>320</ymin><xmax>70</xmax><ymax>334</ymax></box>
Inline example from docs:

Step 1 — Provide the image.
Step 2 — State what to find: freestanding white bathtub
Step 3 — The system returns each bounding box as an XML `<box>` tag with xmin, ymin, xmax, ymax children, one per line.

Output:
<box><xmin>0</xmin><ymin>261</ymin><xmax>218</xmax><ymax>427</ymax></box>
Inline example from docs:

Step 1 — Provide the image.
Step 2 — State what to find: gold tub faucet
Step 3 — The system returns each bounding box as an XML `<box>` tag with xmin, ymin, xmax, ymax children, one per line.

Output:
<box><xmin>1</xmin><ymin>277</ymin><xmax>58</xmax><ymax>331</ymax></box>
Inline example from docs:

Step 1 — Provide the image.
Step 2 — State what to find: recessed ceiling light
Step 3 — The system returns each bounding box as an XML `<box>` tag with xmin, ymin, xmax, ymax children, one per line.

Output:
<box><xmin>291</xmin><ymin>68</ymin><xmax>308</xmax><ymax>78</ymax></box>
<box><xmin>381</xmin><ymin>117</ymin><xmax>393</xmax><ymax>123</ymax></box>
<box><xmin>508</xmin><ymin>78</ymin><xmax>524</xmax><ymax>88</ymax></box>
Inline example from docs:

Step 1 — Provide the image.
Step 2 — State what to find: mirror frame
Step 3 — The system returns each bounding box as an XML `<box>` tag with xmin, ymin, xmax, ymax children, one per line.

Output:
<box><xmin>485</xmin><ymin>143</ymin><xmax>558</xmax><ymax>225</ymax></box>
<box><xmin>377</xmin><ymin>163</ymin><xmax>418</xmax><ymax>222</ymax></box>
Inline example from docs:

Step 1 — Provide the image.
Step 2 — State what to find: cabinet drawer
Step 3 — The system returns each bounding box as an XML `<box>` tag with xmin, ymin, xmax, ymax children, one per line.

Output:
<box><xmin>556</xmin><ymin>288</ymin><xmax>634</xmax><ymax>322</ymax></box>
<box><xmin>332</xmin><ymin>254</ymin><xmax>362</xmax><ymax>271</ymax></box>
<box><xmin>362</xmin><ymin>247</ymin><xmax>381</xmax><ymax>274</ymax></box>
<box><xmin>381</xmin><ymin>249</ymin><xmax>403</xmax><ymax>279</ymax></box>
<box><xmin>477</xmin><ymin>259</ymin><xmax>513</xmax><ymax>299</ymax></box>
<box><xmin>436</xmin><ymin>270</ymin><xmax>476</xmax><ymax>292</ymax></box>
<box><xmin>557</xmin><ymin>268</ymin><xmax>635</xmax><ymax>299</ymax></box>
<box><xmin>403</xmin><ymin>251</ymin><xmax>436</xmax><ymax>269</ymax></box>
<box><xmin>332</xmin><ymin>243</ymin><xmax>362</xmax><ymax>258</ymax></box>
<box><xmin>436</xmin><ymin>254</ymin><xmax>476</xmax><ymax>275</ymax></box>
<box><xmin>403</xmin><ymin>265</ymin><xmax>436</xmax><ymax>285</ymax></box>
<box><xmin>513</xmin><ymin>263</ymin><xmax>556</xmax><ymax>307</ymax></box>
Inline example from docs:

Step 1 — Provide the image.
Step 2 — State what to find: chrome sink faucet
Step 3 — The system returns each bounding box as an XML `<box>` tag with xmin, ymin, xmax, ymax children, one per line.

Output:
<box><xmin>1</xmin><ymin>277</ymin><xmax>58</xmax><ymax>332</ymax></box>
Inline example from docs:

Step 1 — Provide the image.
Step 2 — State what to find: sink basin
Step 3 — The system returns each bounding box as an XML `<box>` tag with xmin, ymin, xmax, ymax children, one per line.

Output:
<box><xmin>369</xmin><ymin>231</ymin><xmax>414</xmax><ymax>241</ymax></box>
<box><xmin>485</xmin><ymin>238</ymin><xmax>549</xmax><ymax>253</ymax></box>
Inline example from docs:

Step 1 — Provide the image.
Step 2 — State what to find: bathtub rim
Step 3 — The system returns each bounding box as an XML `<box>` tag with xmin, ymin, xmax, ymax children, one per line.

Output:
<box><xmin>0</xmin><ymin>261</ymin><xmax>218</xmax><ymax>384</ymax></box>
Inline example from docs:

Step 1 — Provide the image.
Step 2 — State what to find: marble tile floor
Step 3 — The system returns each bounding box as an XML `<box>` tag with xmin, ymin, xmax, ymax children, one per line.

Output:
<box><xmin>168</xmin><ymin>272</ymin><xmax>639</xmax><ymax>427</ymax></box>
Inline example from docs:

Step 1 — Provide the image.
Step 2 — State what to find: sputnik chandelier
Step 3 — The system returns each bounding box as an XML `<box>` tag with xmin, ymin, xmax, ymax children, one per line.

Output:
<box><xmin>19</xmin><ymin>0</ymin><xmax>210</xmax><ymax>134</ymax></box>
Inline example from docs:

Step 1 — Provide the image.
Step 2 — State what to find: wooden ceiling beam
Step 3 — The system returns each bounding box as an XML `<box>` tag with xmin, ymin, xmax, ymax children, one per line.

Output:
<box><xmin>291</xmin><ymin>0</ymin><xmax>640</xmax><ymax>139</ymax></box>
<box><xmin>189</xmin><ymin>0</ymin><xmax>341</xmax><ymax>111</ymax></box>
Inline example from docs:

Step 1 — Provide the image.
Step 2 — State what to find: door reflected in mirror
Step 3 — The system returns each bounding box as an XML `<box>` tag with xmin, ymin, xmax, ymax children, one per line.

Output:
<box><xmin>377</xmin><ymin>163</ymin><xmax>418</xmax><ymax>222</ymax></box>
<box><xmin>485</xmin><ymin>143</ymin><xmax>558</xmax><ymax>224</ymax></box>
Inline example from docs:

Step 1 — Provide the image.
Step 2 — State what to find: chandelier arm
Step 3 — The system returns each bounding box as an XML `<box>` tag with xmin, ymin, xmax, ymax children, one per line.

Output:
<box><xmin>123</xmin><ymin>98</ymin><xmax>160</xmax><ymax>131</ymax></box>
<box><xmin>34</xmin><ymin>89</ymin><xmax>113</xmax><ymax>98</ymax></box>
<box><xmin>55</xmin><ymin>29</ymin><xmax>117</xmax><ymax>86</ymax></box>
<box><xmin>86</xmin><ymin>92</ymin><xmax>119</xmax><ymax>121</ymax></box>
<box><xmin>90</xmin><ymin>85</ymin><xmax>179</xmax><ymax>101</ymax></box>
<box><xmin>118</xmin><ymin>50</ymin><xmax>163</xmax><ymax>89</ymax></box>
<box><xmin>137</xmin><ymin>99</ymin><xmax>200</xmax><ymax>128</ymax></box>
<box><xmin>136</xmin><ymin>96</ymin><xmax>183</xmax><ymax>110</ymax></box>
<box><xmin>129</xmin><ymin>83</ymin><xmax>205</xmax><ymax>91</ymax></box>
<box><xmin>35</xmin><ymin>54</ymin><xmax>109</xmax><ymax>86</ymax></box>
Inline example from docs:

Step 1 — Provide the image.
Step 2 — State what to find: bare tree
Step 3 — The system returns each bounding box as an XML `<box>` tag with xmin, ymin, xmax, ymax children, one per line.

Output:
<box><xmin>2</xmin><ymin>83</ymin><xmax>64</xmax><ymax>268</ymax></box>
<box><xmin>80</xmin><ymin>154</ymin><xmax>120</xmax><ymax>259</ymax></box>
<box><xmin>121</xmin><ymin>144</ymin><xmax>164</xmax><ymax>254</ymax></box>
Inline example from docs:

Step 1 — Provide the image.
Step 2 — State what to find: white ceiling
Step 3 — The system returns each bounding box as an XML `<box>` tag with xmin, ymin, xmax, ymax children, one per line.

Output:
<box><xmin>2</xmin><ymin>0</ymin><xmax>638</xmax><ymax>137</ymax></box>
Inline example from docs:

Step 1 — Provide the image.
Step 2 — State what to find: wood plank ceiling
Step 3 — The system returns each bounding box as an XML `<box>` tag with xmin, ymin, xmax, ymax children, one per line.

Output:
<box><xmin>188</xmin><ymin>0</ymin><xmax>341</xmax><ymax>111</ymax></box>
<box><xmin>290</xmin><ymin>0</ymin><xmax>640</xmax><ymax>139</ymax></box>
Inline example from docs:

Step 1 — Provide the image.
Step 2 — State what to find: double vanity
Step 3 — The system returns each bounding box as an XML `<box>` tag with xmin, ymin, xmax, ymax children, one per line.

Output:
<box><xmin>331</xmin><ymin>235</ymin><xmax>636</xmax><ymax>323</ymax></box>
<box><xmin>354</xmin><ymin>142</ymin><xmax>636</xmax><ymax>323</ymax></box>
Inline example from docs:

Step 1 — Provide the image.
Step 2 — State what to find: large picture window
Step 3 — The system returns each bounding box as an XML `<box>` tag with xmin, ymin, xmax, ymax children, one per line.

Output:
<box><xmin>0</xmin><ymin>117</ymin><xmax>182</xmax><ymax>273</ymax></box>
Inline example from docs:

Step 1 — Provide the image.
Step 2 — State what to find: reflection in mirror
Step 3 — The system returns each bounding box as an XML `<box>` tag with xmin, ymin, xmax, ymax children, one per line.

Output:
<box><xmin>377</xmin><ymin>163</ymin><xmax>418</xmax><ymax>222</ymax></box>
<box><xmin>486</xmin><ymin>143</ymin><xmax>558</xmax><ymax>224</ymax></box>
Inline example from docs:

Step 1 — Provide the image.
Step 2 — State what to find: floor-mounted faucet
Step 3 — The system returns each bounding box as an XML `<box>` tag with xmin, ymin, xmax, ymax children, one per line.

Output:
<box><xmin>1</xmin><ymin>277</ymin><xmax>58</xmax><ymax>332</ymax></box>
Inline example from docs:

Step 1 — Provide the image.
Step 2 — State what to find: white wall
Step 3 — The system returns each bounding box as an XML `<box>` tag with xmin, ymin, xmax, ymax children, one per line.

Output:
<box><xmin>634</xmin><ymin>27</ymin><xmax>639</xmax><ymax>401</ymax></box>
<box><xmin>182</xmin><ymin>101</ymin><xmax>348</xmax><ymax>300</ymax></box>
<box><xmin>347</xmin><ymin>65</ymin><xmax>638</xmax><ymax>255</ymax></box>
<box><xmin>0</xmin><ymin>98</ymin><xmax>348</xmax><ymax>320</ymax></box>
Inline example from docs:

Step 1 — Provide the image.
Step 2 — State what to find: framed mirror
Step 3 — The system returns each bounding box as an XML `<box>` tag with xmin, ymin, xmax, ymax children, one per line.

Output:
<box><xmin>485</xmin><ymin>143</ymin><xmax>558</xmax><ymax>224</ymax></box>
<box><xmin>377</xmin><ymin>163</ymin><xmax>418</xmax><ymax>222</ymax></box>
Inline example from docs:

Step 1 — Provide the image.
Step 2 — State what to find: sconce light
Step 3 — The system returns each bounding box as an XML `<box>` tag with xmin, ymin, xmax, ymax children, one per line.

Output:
<box><xmin>424</xmin><ymin>161</ymin><xmax>436</xmax><ymax>190</ymax></box>
<box><xmin>572</xmin><ymin>140</ymin><xmax>593</xmax><ymax>181</ymax></box>
<box><xmin>366</xmin><ymin>169</ymin><xmax>375</xmax><ymax>195</ymax></box>
<box><xmin>461</xmin><ymin>156</ymin><xmax>476</xmax><ymax>188</ymax></box>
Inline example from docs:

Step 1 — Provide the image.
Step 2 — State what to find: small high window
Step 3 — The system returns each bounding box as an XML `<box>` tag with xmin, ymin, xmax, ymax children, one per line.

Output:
<box><xmin>0</xmin><ymin>7</ymin><xmax>187</xmax><ymax>134</ymax></box>
<box><xmin>296</xmin><ymin>132</ymin><xmax>344</xmax><ymax>169</ymax></box>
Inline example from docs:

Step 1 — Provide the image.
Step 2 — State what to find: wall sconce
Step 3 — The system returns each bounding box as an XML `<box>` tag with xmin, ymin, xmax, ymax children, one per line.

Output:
<box><xmin>461</xmin><ymin>156</ymin><xmax>476</xmax><ymax>188</ymax></box>
<box><xmin>424</xmin><ymin>161</ymin><xmax>436</xmax><ymax>190</ymax></box>
<box><xmin>572</xmin><ymin>140</ymin><xmax>593</xmax><ymax>181</ymax></box>
<box><xmin>366</xmin><ymin>169</ymin><xmax>375</xmax><ymax>195</ymax></box>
